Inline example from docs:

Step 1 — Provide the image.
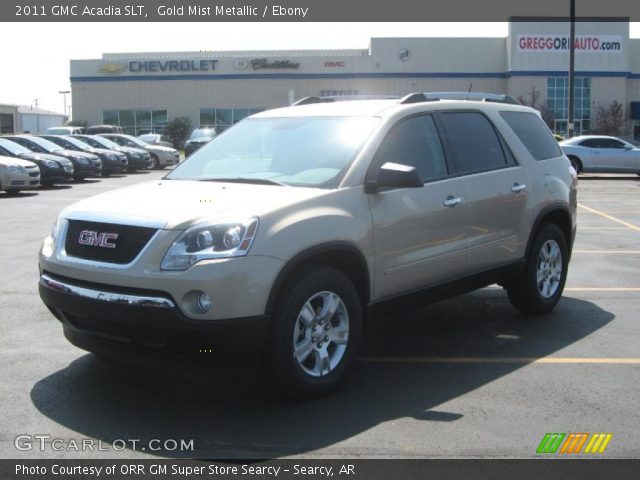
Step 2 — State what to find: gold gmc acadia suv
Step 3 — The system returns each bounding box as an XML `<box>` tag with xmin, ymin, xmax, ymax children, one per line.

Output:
<box><xmin>39</xmin><ymin>93</ymin><xmax>577</xmax><ymax>397</ymax></box>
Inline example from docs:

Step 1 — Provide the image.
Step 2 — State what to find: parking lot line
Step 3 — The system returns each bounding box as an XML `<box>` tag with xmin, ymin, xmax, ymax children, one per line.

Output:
<box><xmin>359</xmin><ymin>357</ymin><xmax>640</xmax><ymax>364</ymax></box>
<box><xmin>578</xmin><ymin>226</ymin><xmax>632</xmax><ymax>230</ymax></box>
<box><xmin>577</xmin><ymin>203</ymin><xmax>640</xmax><ymax>232</ymax></box>
<box><xmin>578</xmin><ymin>211</ymin><xmax>640</xmax><ymax>215</ymax></box>
<box><xmin>572</xmin><ymin>250</ymin><xmax>640</xmax><ymax>254</ymax></box>
<box><xmin>564</xmin><ymin>287</ymin><xmax>640</xmax><ymax>291</ymax></box>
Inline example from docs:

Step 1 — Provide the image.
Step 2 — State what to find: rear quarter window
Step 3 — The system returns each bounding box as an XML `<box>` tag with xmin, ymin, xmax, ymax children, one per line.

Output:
<box><xmin>500</xmin><ymin>111</ymin><xmax>562</xmax><ymax>161</ymax></box>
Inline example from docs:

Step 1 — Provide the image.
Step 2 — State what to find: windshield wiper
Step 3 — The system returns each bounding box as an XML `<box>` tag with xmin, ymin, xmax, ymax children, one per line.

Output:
<box><xmin>197</xmin><ymin>177</ymin><xmax>285</xmax><ymax>186</ymax></box>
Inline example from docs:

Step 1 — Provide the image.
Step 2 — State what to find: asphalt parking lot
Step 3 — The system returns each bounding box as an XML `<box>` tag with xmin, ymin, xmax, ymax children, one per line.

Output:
<box><xmin>1</xmin><ymin>171</ymin><xmax>639</xmax><ymax>459</ymax></box>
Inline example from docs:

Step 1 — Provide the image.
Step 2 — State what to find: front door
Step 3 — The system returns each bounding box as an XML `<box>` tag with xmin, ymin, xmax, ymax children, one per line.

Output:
<box><xmin>368</xmin><ymin>114</ymin><xmax>468</xmax><ymax>300</ymax></box>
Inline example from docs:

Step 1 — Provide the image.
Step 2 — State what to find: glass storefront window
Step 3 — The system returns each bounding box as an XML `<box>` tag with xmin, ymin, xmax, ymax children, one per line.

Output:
<box><xmin>199</xmin><ymin>108</ymin><xmax>264</xmax><ymax>130</ymax></box>
<box><xmin>546</xmin><ymin>77</ymin><xmax>591</xmax><ymax>135</ymax></box>
<box><xmin>102</xmin><ymin>109</ymin><xmax>168</xmax><ymax>135</ymax></box>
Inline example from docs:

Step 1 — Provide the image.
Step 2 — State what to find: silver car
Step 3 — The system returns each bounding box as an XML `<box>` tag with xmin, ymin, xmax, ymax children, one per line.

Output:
<box><xmin>100</xmin><ymin>134</ymin><xmax>180</xmax><ymax>169</ymax></box>
<box><xmin>560</xmin><ymin>135</ymin><xmax>640</xmax><ymax>175</ymax></box>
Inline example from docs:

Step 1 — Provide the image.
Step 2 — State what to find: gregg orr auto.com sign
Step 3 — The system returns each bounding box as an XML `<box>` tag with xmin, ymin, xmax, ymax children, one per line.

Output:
<box><xmin>518</xmin><ymin>35</ymin><xmax>623</xmax><ymax>53</ymax></box>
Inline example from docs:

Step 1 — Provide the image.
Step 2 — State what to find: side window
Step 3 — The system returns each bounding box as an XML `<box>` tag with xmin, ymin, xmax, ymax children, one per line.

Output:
<box><xmin>439</xmin><ymin>112</ymin><xmax>508</xmax><ymax>174</ymax></box>
<box><xmin>603</xmin><ymin>139</ymin><xmax>626</xmax><ymax>149</ymax></box>
<box><xmin>375</xmin><ymin>115</ymin><xmax>448</xmax><ymax>182</ymax></box>
<box><xmin>499</xmin><ymin>111</ymin><xmax>563</xmax><ymax>161</ymax></box>
<box><xmin>580</xmin><ymin>139</ymin><xmax>602</xmax><ymax>148</ymax></box>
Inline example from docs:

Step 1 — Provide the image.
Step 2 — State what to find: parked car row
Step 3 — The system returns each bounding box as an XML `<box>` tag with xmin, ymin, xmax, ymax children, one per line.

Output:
<box><xmin>0</xmin><ymin>133</ymin><xmax>180</xmax><ymax>193</ymax></box>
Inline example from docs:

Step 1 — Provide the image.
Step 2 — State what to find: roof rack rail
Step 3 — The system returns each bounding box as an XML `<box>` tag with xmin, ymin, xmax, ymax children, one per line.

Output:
<box><xmin>293</xmin><ymin>95</ymin><xmax>399</xmax><ymax>106</ymax></box>
<box><xmin>399</xmin><ymin>92</ymin><xmax>521</xmax><ymax>105</ymax></box>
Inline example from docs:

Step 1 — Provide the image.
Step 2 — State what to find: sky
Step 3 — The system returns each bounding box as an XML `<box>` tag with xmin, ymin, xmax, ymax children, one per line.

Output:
<box><xmin>1</xmin><ymin>22</ymin><xmax>638</xmax><ymax>113</ymax></box>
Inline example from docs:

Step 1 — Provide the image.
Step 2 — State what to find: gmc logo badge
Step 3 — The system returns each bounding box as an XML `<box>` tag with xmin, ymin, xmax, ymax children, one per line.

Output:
<box><xmin>78</xmin><ymin>230</ymin><xmax>119</xmax><ymax>249</ymax></box>
<box><xmin>324</xmin><ymin>61</ymin><xmax>345</xmax><ymax>68</ymax></box>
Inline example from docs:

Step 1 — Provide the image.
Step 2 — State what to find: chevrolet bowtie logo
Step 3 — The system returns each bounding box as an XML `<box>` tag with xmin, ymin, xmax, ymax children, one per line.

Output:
<box><xmin>99</xmin><ymin>63</ymin><xmax>127</xmax><ymax>75</ymax></box>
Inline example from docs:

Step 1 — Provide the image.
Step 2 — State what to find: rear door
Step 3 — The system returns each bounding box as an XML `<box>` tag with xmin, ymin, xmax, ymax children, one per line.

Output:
<box><xmin>369</xmin><ymin>114</ymin><xmax>468</xmax><ymax>300</ymax></box>
<box><xmin>437</xmin><ymin>111</ymin><xmax>529</xmax><ymax>272</ymax></box>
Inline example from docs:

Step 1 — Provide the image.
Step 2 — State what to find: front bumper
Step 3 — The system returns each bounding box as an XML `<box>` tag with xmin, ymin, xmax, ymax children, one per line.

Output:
<box><xmin>73</xmin><ymin>162</ymin><xmax>102</xmax><ymax>177</ymax></box>
<box><xmin>39</xmin><ymin>272</ymin><xmax>270</xmax><ymax>359</ymax></box>
<box><xmin>41</xmin><ymin>167</ymin><xmax>73</xmax><ymax>184</ymax></box>
<box><xmin>2</xmin><ymin>170</ymin><xmax>39</xmax><ymax>190</ymax></box>
<box><xmin>102</xmin><ymin>156</ymin><xmax>128</xmax><ymax>172</ymax></box>
<box><xmin>158</xmin><ymin>151</ymin><xmax>180</xmax><ymax>166</ymax></box>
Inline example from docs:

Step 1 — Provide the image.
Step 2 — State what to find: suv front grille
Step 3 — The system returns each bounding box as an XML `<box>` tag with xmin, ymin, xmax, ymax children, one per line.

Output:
<box><xmin>64</xmin><ymin>220</ymin><xmax>157</xmax><ymax>264</ymax></box>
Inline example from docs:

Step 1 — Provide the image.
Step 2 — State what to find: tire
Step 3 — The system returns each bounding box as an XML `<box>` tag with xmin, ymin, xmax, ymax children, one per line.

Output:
<box><xmin>506</xmin><ymin>223</ymin><xmax>569</xmax><ymax>315</ymax></box>
<box><xmin>266</xmin><ymin>266</ymin><xmax>362</xmax><ymax>398</ymax></box>
<box><xmin>568</xmin><ymin>156</ymin><xmax>582</xmax><ymax>174</ymax></box>
<box><xmin>74</xmin><ymin>175</ymin><xmax>85</xmax><ymax>181</ymax></box>
<box><xmin>5</xmin><ymin>189</ymin><xmax>21</xmax><ymax>195</ymax></box>
<box><xmin>41</xmin><ymin>181</ymin><xmax>54</xmax><ymax>187</ymax></box>
<box><xmin>102</xmin><ymin>171</ymin><xmax>111</xmax><ymax>178</ymax></box>
<box><xmin>149</xmin><ymin>154</ymin><xmax>160</xmax><ymax>169</ymax></box>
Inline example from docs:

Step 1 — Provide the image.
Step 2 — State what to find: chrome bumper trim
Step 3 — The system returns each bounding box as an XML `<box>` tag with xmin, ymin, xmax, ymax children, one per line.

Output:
<box><xmin>40</xmin><ymin>273</ymin><xmax>175</xmax><ymax>309</ymax></box>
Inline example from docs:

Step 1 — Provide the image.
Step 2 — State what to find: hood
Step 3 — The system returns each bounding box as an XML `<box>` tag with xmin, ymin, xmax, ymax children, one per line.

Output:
<box><xmin>116</xmin><ymin>146</ymin><xmax>147</xmax><ymax>155</ymax></box>
<box><xmin>0</xmin><ymin>155</ymin><xmax>37</xmax><ymax>168</ymax></box>
<box><xmin>62</xmin><ymin>179</ymin><xmax>329</xmax><ymax>230</ymax></box>
<box><xmin>85</xmin><ymin>147</ymin><xmax>121</xmax><ymax>156</ymax></box>
<box><xmin>19</xmin><ymin>152</ymin><xmax>73</xmax><ymax>166</ymax></box>
<box><xmin>19</xmin><ymin>152</ymin><xmax>69</xmax><ymax>163</ymax></box>
<box><xmin>186</xmin><ymin>137</ymin><xmax>212</xmax><ymax>144</ymax></box>
<box><xmin>147</xmin><ymin>144</ymin><xmax>177</xmax><ymax>154</ymax></box>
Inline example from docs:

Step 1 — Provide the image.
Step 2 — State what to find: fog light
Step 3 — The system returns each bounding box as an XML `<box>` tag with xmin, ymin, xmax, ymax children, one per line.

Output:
<box><xmin>197</xmin><ymin>292</ymin><xmax>213</xmax><ymax>313</ymax></box>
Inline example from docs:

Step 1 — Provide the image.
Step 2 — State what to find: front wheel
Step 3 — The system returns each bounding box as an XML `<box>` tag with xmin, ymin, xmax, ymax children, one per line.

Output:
<box><xmin>267</xmin><ymin>267</ymin><xmax>362</xmax><ymax>398</ymax></box>
<box><xmin>149</xmin><ymin>154</ymin><xmax>160</xmax><ymax>169</ymax></box>
<box><xmin>506</xmin><ymin>223</ymin><xmax>569</xmax><ymax>315</ymax></box>
<box><xmin>568</xmin><ymin>156</ymin><xmax>582</xmax><ymax>174</ymax></box>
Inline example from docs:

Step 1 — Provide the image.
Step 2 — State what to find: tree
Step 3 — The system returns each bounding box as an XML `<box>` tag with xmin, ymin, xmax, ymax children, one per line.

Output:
<box><xmin>593</xmin><ymin>101</ymin><xmax>625</xmax><ymax>137</ymax></box>
<box><xmin>65</xmin><ymin>119</ymin><xmax>87</xmax><ymax>128</ymax></box>
<box><xmin>165</xmin><ymin>117</ymin><xmax>192</xmax><ymax>149</ymax></box>
<box><xmin>518</xmin><ymin>86</ymin><xmax>555</xmax><ymax>130</ymax></box>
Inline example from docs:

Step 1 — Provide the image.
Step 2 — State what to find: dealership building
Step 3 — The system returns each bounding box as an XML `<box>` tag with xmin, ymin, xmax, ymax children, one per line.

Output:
<box><xmin>70</xmin><ymin>19</ymin><xmax>640</xmax><ymax>139</ymax></box>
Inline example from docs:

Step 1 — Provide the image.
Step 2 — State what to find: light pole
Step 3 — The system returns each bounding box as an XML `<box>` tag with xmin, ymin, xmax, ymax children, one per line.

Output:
<box><xmin>58</xmin><ymin>90</ymin><xmax>70</xmax><ymax>118</ymax></box>
<box><xmin>567</xmin><ymin>0</ymin><xmax>576</xmax><ymax>138</ymax></box>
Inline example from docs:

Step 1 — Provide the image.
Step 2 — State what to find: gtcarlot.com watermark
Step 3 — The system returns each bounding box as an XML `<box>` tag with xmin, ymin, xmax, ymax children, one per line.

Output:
<box><xmin>14</xmin><ymin>434</ymin><xmax>194</xmax><ymax>452</ymax></box>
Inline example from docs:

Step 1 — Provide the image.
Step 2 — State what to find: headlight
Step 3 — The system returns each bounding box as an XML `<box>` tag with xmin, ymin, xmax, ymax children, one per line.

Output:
<box><xmin>43</xmin><ymin>159</ymin><xmax>59</xmax><ymax>168</ymax></box>
<box><xmin>42</xmin><ymin>215</ymin><xmax>64</xmax><ymax>257</ymax></box>
<box><xmin>131</xmin><ymin>152</ymin><xmax>140</xmax><ymax>159</ymax></box>
<box><xmin>107</xmin><ymin>154</ymin><xmax>117</xmax><ymax>160</ymax></box>
<box><xmin>8</xmin><ymin>165</ymin><xmax>25</xmax><ymax>173</ymax></box>
<box><xmin>76</xmin><ymin>157</ymin><xmax>89</xmax><ymax>165</ymax></box>
<box><xmin>161</xmin><ymin>218</ymin><xmax>258</xmax><ymax>271</ymax></box>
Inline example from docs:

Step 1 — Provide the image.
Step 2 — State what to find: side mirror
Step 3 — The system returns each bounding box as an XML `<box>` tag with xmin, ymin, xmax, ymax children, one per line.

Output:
<box><xmin>365</xmin><ymin>162</ymin><xmax>423</xmax><ymax>194</ymax></box>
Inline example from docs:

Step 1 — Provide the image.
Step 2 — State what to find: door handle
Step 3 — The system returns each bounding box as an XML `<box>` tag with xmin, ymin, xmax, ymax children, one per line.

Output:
<box><xmin>511</xmin><ymin>183</ymin><xmax>526</xmax><ymax>193</ymax></box>
<box><xmin>443</xmin><ymin>196</ymin><xmax>462</xmax><ymax>207</ymax></box>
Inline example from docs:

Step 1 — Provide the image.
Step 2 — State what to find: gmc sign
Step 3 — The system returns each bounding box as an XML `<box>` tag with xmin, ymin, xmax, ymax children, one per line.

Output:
<box><xmin>78</xmin><ymin>230</ymin><xmax>119</xmax><ymax>249</ymax></box>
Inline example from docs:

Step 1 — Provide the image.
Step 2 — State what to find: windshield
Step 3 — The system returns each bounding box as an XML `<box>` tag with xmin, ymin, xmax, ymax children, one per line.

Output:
<box><xmin>0</xmin><ymin>138</ymin><xmax>31</xmax><ymax>155</ymax></box>
<box><xmin>23</xmin><ymin>136</ymin><xmax>63</xmax><ymax>152</ymax></box>
<box><xmin>189</xmin><ymin>129</ymin><xmax>216</xmax><ymax>140</ymax></box>
<box><xmin>166</xmin><ymin>116</ymin><xmax>380</xmax><ymax>188</ymax></box>
<box><xmin>120</xmin><ymin>135</ymin><xmax>148</xmax><ymax>147</ymax></box>
<box><xmin>60</xmin><ymin>136</ymin><xmax>92</xmax><ymax>149</ymax></box>
<box><xmin>78</xmin><ymin>135</ymin><xmax>119</xmax><ymax>149</ymax></box>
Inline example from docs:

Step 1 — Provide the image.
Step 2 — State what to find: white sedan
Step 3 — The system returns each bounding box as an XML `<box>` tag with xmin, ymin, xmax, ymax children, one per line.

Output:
<box><xmin>560</xmin><ymin>135</ymin><xmax>640</xmax><ymax>175</ymax></box>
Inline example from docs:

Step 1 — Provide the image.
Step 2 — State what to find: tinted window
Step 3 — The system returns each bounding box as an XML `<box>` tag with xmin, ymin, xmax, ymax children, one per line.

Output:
<box><xmin>375</xmin><ymin>115</ymin><xmax>448</xmax><ymax>182</ymax></box>
<box><xmin>439</xmin><ymin>112</ymin><xmax>508</xmax><ymax>174</ymax></box>
<box><xmin>580</xmin><ymin>138</ymin><xmax>603</xmax><ymax>148</ymax></box>
<box><xmin>500</xmin><ymin>111</ymin><xmax>562</xmax><ymax>161</ymax></box>
<box><xmin>602</xmin><ymin>139</ymin><xmax>626</xmax><ymax>149</ymax></box>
